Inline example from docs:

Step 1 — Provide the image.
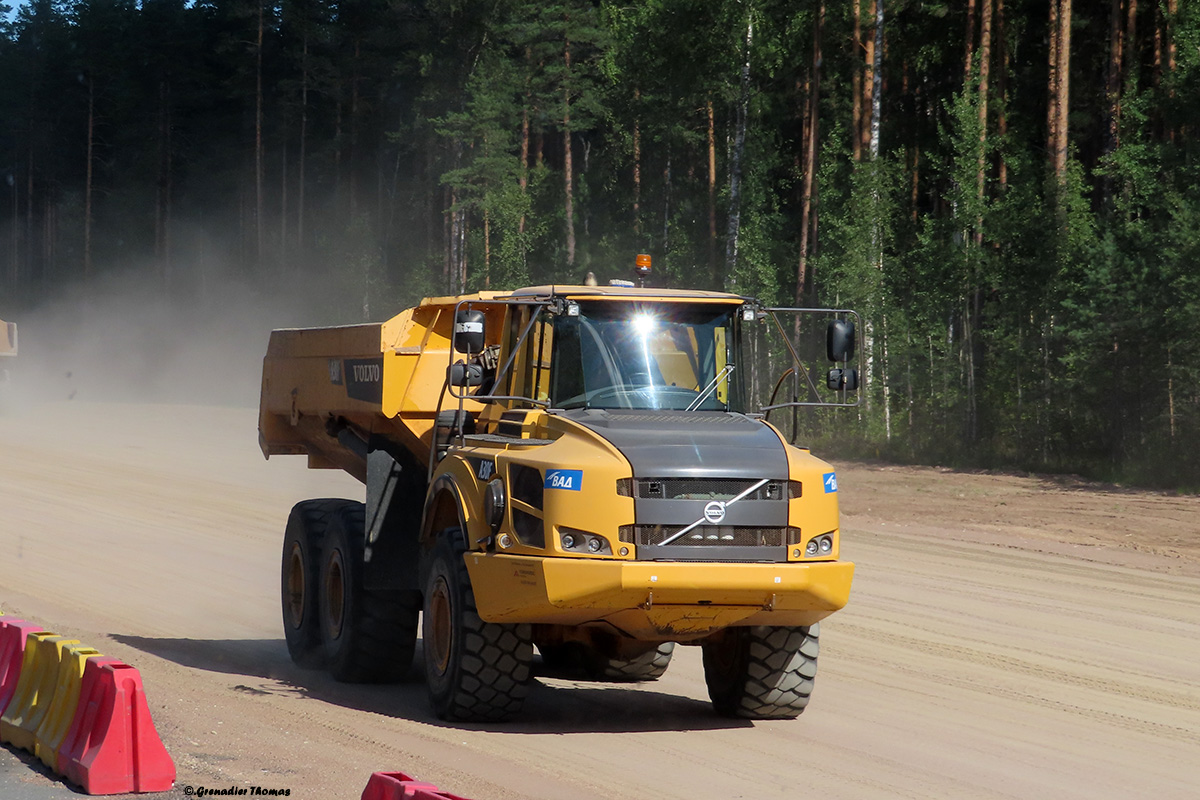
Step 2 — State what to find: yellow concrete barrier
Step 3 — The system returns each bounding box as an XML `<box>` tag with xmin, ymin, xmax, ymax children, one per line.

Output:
<box><xmin>34</xmin><ymin>642</ymin><xmax>101</xmax><ymax>769</ymax></box>
<box><xmin>0</xmin><ymin>633</ymin><xmax>80</xmax><ymax>752</ymax></box>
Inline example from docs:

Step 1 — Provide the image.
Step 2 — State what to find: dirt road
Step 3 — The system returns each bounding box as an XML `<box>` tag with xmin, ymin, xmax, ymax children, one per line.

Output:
<box><xmin>2</xmin><ymin>400</ymin><xmax>1199</xmax><ymax>800</ymax></box>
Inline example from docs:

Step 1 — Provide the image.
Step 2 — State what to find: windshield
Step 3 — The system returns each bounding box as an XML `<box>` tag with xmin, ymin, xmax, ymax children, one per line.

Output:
<box><xmin>550</xmin><ymin>302</ymin><xmax>742</xmax><ymax>411</ymax></box>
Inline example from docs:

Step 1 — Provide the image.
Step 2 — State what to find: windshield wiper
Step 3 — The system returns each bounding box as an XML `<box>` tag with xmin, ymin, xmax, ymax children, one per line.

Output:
<box><xmin>686</xmin><ymin>364</ymin><xmax>735</xmax><ymax>412</ymax></box>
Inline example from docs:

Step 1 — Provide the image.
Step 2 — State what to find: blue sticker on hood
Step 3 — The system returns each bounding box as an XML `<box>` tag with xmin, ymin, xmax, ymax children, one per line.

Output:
<box><xmin>823</xmin><ymin>472</ymin><xmax>838</xmax><ymax>493</ymax></box>
<box><xmin>545</xmin><ymin>469</ymin><xmax>583</xmax><ymax>491</ymax></box>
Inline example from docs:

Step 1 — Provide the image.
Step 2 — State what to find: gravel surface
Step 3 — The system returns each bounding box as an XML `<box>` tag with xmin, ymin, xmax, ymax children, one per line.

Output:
<box><xmin>2</xmin><ymin>401</ymin><xmax>1199</xmax><ymax>800</ymax></box>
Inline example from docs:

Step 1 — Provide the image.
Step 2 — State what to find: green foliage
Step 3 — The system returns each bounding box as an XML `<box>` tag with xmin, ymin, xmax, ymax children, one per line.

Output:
<box><xmin>2</xmin><ymin>0</ymin><xmax>1199</xmax><ymax>488</ymax></box>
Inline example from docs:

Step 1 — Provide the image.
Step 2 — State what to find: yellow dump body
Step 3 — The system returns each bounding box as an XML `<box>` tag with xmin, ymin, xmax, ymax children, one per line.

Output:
<box><xmin>259</xmin><ymin>292</ymin><xmax>505</xmax><ymax>481</ymax></box>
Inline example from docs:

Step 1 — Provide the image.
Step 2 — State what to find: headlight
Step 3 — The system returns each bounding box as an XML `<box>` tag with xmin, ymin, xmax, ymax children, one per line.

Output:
<box><xmin>804</xmin><ymin>535</ymin><xmax>834</xmax><ymax>558</ymax></box>
<box><xmin>483</xmin><ymin>478</ymin><xmax>506</xmax><ymax>532</ymax></box>
<box><xmin>559</xmin><ymin>527</ymin><xmax>612</xmax><ymax>556</ymax></box>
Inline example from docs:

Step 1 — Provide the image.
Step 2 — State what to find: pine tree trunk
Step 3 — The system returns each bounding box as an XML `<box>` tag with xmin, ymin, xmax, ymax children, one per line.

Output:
<box><xmin>1104</xmin><ymin>0</ymin><xmax>1123</xmax><ymax>206</ymax></box>
<box><xmin>910</xmin><ymin>143</ymin><xmax>920</xmax><ymax>220</ymax></box>
<box><xmin>1047</xmin><ymin>0</ymin><xmax>1059</xmax><ymax>171</ymax></box>
<box><xmin>862</xmin><ymin>0</ymin><xmax>876</xmax><ymax>158</ymax></box>
<box><xmin>1166</xmin><ymin>0</ymin><xmax>1177</xmax><ymax>141</ymax></box>
<box><xmin>724</xmin><ymin>15</ymin><xmax>753</xmax><ymax>288</ymax></box>
<box><xmin>1125</xmin><ymin>0</ymin><xmax>1138</xmax><ymax>96</ymax></box>
<box><xmin>443</xmin><ymin>183</ymin><xmax>451</xmax><ymax>291</ymax></box>
<box><xmin>25</xmin><ymin>144</ymin><xmax>32</xmax><ymax>287</ymax></box>
<box><xmin>1166</xmin><ymin>0</ymin><xmax>1176</xmax><ymax>73</ymax></box>
<box><xmin>965</xmin><ymin>0</ymin><xmax>977</xmax><ymax>79</ymax></box>
<box><xmin>484</xmin><ymin>208</ymin><xmax>491</xmax><ymax>289</ymax></box>
<box><xmin>707</xmin><ymin>98</ymin><xmax>717</xmax><ymax>284</ymax></box>
<box><xmin>870</xmin><ymin>2</ymin><xmax>883</xmax><ymax>160</ymax></box>
<box><xmin>1055</xmin><ymin>0</ymin><xmax>1071</xmax><ymax>182</ymax></box>
<box><xmin>255</xmin><ymin>0</ymin><xmax>264</xmax><ymax>271</ymax></box>
<box><xmin>1153</xmin><ymin>3</ymin><xmax>1162</xmax><ymax>88</ymax></box>
<box><xmin>998</xmin><ymin>0</ymin><xmax>1008</xmax><ymax>188</ymax></box>
<box><xmin>298</xmin><ymin>31</ymin><xmax>308</xmax><ymax>259</ymax></box>
<box><xmin>662</xmin><ymin>146</ymin><xmax>671</xmax><ymax>254</ymax></box>
<box><xmin>155</xmin><ymin>77</ymin><xmax>173</xmax><ymax>286</ymax></box>
<box><xmin>564</xmin><ymin>35</ymin><xmax>576</xmax><ymax>268</ymax></box>
<box><xmin>335</xmin><ymin>100</ymin><xmax>343</xmax><ymax>215</ymax></box>
<box><xmin>519</xmin><ymin>47</ymin><xmax>531</xmax><ymax>236</ymax></box>
<box><xmin>975</xmin><ymin>0</ymin><xmax>992</xmax><ymax>248</ymax></box>
<box><xmin>8</xmin><ymin>166</ymin><xmax>17</xmax><ymax>289</ymax></box>
<box><xmin>870</xmin><ymin>0</ymin><xmax>887</xmax><ymax>438</ymax></box>
<box><xmin>84</xmin><ymin>75</ymin><xmax>94</xmax><ymax>279</ymax></box>
<box><xmin>633</xmin><ymin>90</ymin><xmax>641</xmax><ymax>236</ymax></box>
<box><xmin>852</xmin><ymin>0</ymin><xmax>862</xmax><ymax>161</ymax></box>
<box><xmin>459</xmin><ymin>212</ymin><xmax>468</xmax><ymax>293</ymax></box>
<box><xmin>796</xmin><ymin>3</ymin><xmax>822</xmax><ymax>306</ymax></box>
<box><xmin>350</xmin><ymin>40</ymin><xmax>361</xmax><ymax>218</ymax></box>
<box><xmin>280</xmin><ymin>138</ymin><xmax>288</xmax><ymax>268</ymax></box>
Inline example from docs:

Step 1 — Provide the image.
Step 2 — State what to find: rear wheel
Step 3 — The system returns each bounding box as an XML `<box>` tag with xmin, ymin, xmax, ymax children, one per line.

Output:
<box><xmin>318</xmin><ymin>501</ymin><xmax>419</xmax><ymax>683</ymax></box>
<box><xmin>423</xmin><ymin>528</ymin><xmax>533</xmax><ymax>721</ymax></box>
<box><xmin>281</xmin><ymin>500</ymin><xmax>338</xmax><ymax>669</ymax></box>
<box><xmin>585</xmin><ymin>642</ymin><xmax>675</xmax><ymax>682</ymax></box>
<box><xmin>702</xmin><ymin>624</ymin><xmax>819</xmax><ymax>719</ymax></box>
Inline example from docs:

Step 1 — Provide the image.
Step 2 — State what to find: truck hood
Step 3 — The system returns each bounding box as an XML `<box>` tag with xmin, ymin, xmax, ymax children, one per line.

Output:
<box><xmin>562</xmin><ymin>409</ymin><xmax>789</xmax><ymax>481</ymax></box>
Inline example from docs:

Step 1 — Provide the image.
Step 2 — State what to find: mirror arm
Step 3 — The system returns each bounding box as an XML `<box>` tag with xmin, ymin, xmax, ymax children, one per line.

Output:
<box><xmin>766</xmin><ymin>311</ymin><xmax>824</xmax><ymax>400</ymax></box>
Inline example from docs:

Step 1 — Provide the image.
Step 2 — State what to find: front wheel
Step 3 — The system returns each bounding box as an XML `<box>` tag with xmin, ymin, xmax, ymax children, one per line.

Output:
<box><xmin>702</xmin><ymin>624</ymin><xmax>819</xmax><ymax>719</ymax></box>
<box><xmin>423</xmin><ymin>529</ymin><xmax>533</xmax><ymax>721</ymax></box>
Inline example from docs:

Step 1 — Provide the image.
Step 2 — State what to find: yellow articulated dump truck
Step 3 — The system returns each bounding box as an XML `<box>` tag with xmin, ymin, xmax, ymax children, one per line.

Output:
<box><xmin>259</xmin><ymin>271</ymin><xmax>860</xmax><ymax>722</ymax></box>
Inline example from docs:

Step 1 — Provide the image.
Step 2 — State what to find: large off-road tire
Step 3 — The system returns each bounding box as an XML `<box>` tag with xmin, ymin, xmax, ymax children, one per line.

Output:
<box><xmin>282</xmin><ymin>500</ymin><xmax>339</xmax><ymax>669</ymax></box>
<box><xmin>318</xmin><ymin>500</ymin><xmax>419</xmax><ymax>683</ymax></box>
<box><xmin>423</xmin><ymin>528</ymin><xmax>533</xmax><ymax>721</ymax></box>
<box><xmin>702</xmin><ymin>624</ymin><xmax>819</xmax><ymax>719</ymax></box>
<box><xmin>585</xmin><ymin>642</ymin><xmax>675</xmax><ymax>682</ymax></box>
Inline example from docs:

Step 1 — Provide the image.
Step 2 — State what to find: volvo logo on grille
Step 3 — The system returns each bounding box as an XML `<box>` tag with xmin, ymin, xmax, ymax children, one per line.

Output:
<box><xmin>658</xmin><ymin>478</ymin><xmax>768</xmax><ymax>546</ymax></box>
<box><xmin>703</xmin><ymin>501</ymin><xmax>727</xmax><ymax>524</ymax></box>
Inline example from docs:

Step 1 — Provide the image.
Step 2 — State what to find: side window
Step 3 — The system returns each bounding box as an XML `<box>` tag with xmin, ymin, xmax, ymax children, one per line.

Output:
<box><xmin>507</xmin><ymin>306</ymin><xmax>554</xmax><ymax>405</ymax></box>
<box><xmin>715</xmin><ymin>326</ymin><xmax>728</xmax><ymax>405</ymax></box>
<box><xmin>551</xmin><ymin>318</ymin><xmax>584</xmax><ymax>403</ymax></box>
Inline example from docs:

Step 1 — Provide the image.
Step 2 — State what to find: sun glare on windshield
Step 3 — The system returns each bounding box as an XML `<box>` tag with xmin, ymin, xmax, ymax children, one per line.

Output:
<box><xmin>632</xmin><ymin>314</ymin><xmax>658</xmax><ymax>335</ymax></box>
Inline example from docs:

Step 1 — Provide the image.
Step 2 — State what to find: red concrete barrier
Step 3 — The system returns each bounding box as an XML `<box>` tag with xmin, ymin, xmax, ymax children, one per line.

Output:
<box><xmin>0</xmin><ymin>618</ymin><xmax>45</xmax><ymax>714</ymax></box>
<box><xmin>57</xmin><ymin>659</ymin><xmax>175</xmax><ymax>795</ymax></box>
<box><xmin>361</xmin><ymin>771</ymin><xmax>474</xmax><ymax>800</ymax></box>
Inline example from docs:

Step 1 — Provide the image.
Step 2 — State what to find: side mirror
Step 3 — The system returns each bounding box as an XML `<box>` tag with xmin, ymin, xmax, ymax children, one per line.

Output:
<box><xmin>827</xmin><ymin>319</ymin><xmax>856</xmax><ymax>362</ymax></box>
<box><xmin>454</xmin><ymin>308</ymin><xmax>486</xmax><ymax>354</ymax></box>
<box><xmin>826</xmin><ymin>368</ymin><xmax>859</xmax><ymax>392</ymax></box>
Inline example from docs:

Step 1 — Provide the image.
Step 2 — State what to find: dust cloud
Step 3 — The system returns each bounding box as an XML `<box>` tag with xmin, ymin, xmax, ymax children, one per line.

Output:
<box><xmin>2</xmin><ymin>267</ymin><xmax>360</xmax><ymax>410</ymax></box>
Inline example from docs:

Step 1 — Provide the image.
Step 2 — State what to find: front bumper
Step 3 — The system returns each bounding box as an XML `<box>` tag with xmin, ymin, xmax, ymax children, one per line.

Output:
<box><xmin>464</xmin><ymin>553</ymin><xmax>854</xmax><ymax>640</ymax></box>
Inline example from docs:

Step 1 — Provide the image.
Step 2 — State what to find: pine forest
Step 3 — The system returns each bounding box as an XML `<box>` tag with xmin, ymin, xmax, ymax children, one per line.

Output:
<box><xmin>1</xmin><ymin>0</ymin><xmax>1198</xmax><ymax>488</ymax></box>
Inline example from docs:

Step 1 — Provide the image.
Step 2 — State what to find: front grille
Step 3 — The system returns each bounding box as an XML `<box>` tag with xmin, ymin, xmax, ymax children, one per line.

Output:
<box><xmin>631</xmin><ymin>478</ymin><xmax>799</xmax><ymax>501</ymax></box>
<box><xmin>620</xmin><ymin>525</ymin><xmax>803</xmax><ymax>548</ymax></box>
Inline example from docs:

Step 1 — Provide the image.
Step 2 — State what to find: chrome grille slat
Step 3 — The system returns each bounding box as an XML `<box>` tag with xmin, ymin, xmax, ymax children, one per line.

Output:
<box><xmin>635</xmin><ymin>477</ymin><xmax>784</xmax><ymax>501</ymax></box>
<box><xmin>627</xmin><ymin>525</ymin><xmax>796</xmax><ymax>548</ymax></box>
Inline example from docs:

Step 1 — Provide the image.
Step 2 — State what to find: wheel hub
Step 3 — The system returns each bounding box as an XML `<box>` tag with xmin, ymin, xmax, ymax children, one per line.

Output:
<box><xmin>286</xmin><ymin>542</ymin><xmax>306</xmax><ymax>628</ymax></box>
<box><xmin>325</xmin><ymin>548</ymin><xmax>345</xmax><ymax>639</ymax></box>
<box><xmin>429</xmin><ymin>575</ymin><xmax>453</xmax><ymax>674</ymax></box>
